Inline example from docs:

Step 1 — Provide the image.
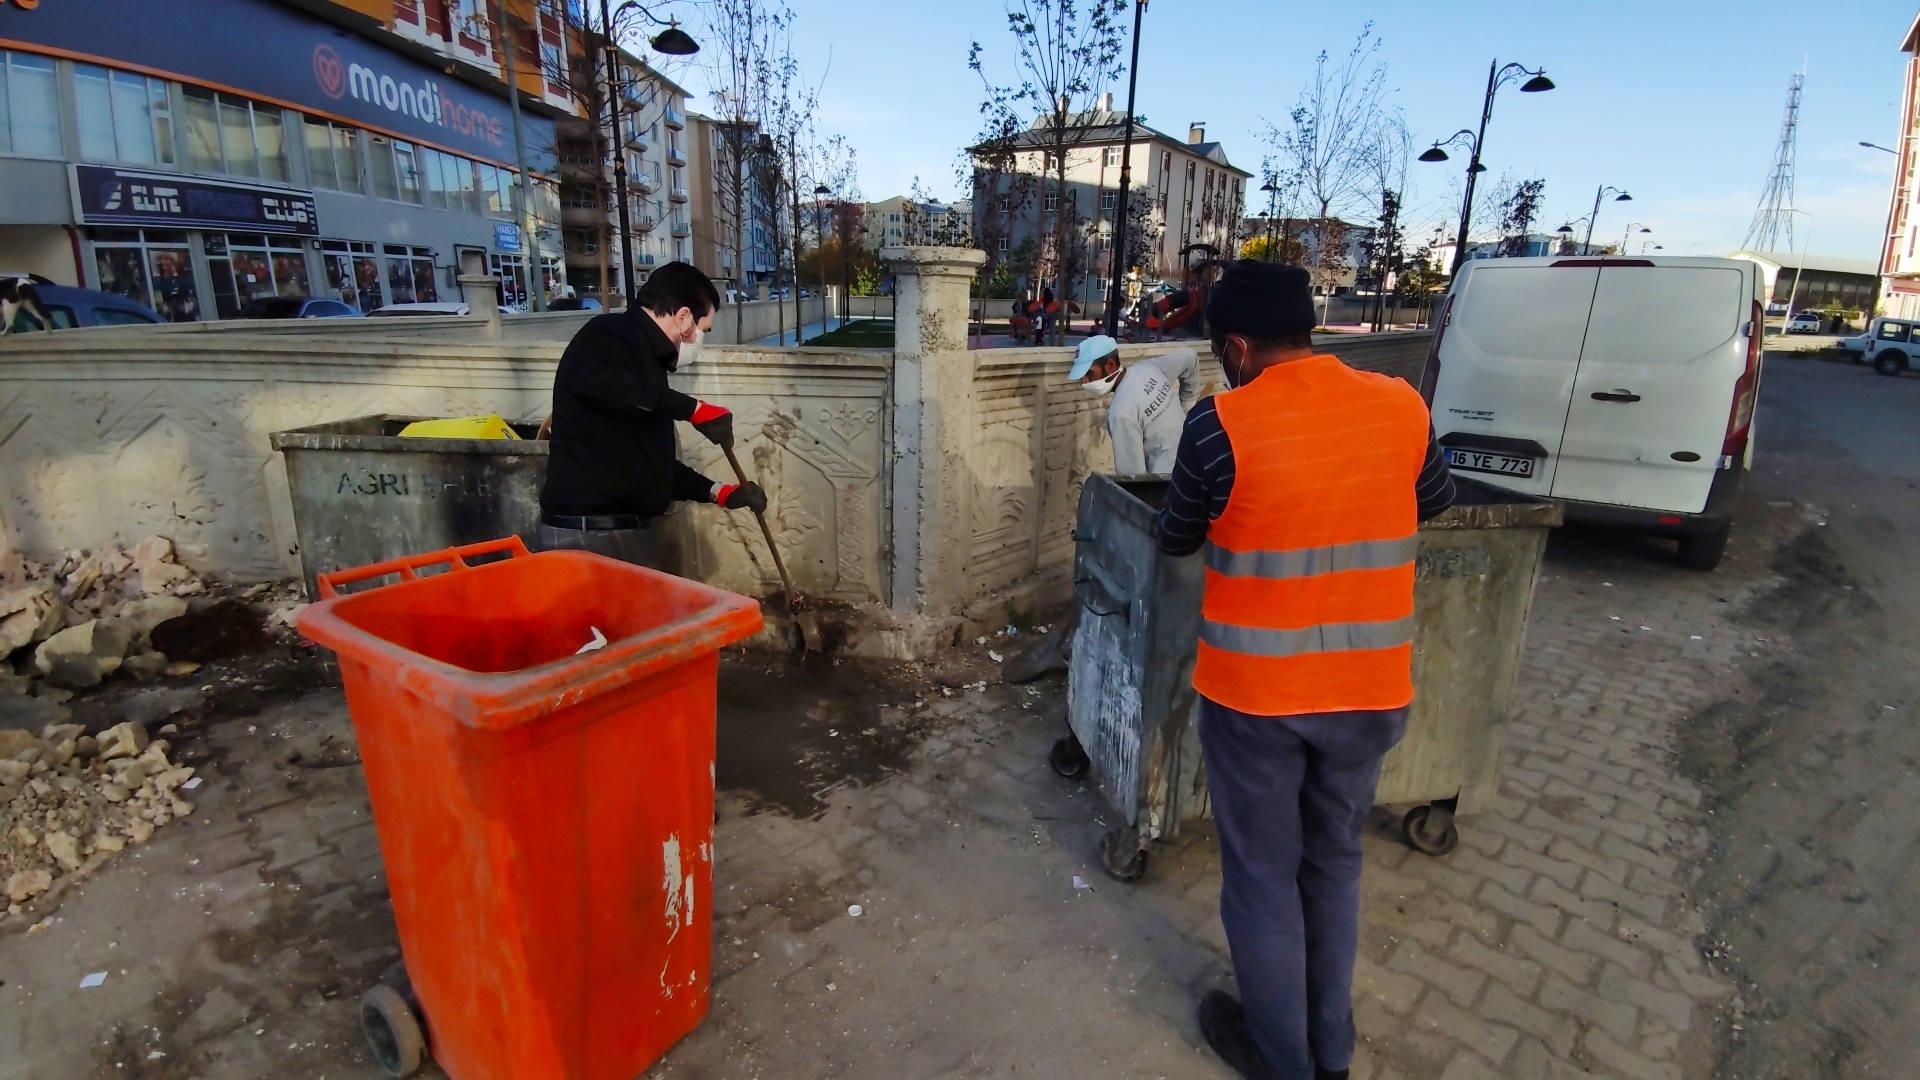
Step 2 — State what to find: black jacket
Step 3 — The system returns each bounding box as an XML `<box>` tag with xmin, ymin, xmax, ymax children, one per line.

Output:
<box><xmin>540</xmin><ymin>307</ymin><xmax>717</xmax><ymax>519</ymax></box>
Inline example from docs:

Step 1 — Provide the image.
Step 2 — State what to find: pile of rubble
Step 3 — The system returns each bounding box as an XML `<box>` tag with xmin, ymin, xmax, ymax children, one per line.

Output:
<box><xmin>2</xmin><ymin>719</ymin><xmax>196</xmax><ymax>916</ymax></box>
<box><xmin>2</xmin><ymin>538</ymin><xmax>228</xmax><ymax>694</ymax></box>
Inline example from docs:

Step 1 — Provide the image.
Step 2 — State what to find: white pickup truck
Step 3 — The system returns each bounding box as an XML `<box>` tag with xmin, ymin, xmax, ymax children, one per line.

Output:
<box><xmin>1839</xmin><ymin>317</ymin><xmax>1919</xmax><ymax>376</ymax></box>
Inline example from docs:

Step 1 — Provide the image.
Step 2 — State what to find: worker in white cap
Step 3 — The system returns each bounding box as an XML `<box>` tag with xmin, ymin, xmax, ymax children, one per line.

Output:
<box><xmin>1070</xmin><ymin>334</ymin><xmax>1201</xmax><ymax>475</ymax></box>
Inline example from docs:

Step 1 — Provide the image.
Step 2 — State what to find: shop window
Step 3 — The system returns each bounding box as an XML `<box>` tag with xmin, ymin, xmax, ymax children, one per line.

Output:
<box><xmin>90</xmin><ymin>228</ymin><xmax>200</xmax><ymax>322</ymax></box>
<box><xmin>394</xmin><ymin>142</ymin><xmax>424</xmax><ymax>204</ymax></box>
<box><xmin>304</xmin><ymin>117</ymin><xmax>362</xmax><ymax>194</ymax></box>
<box><xmin>321</xmin><ymin>239</ymin><xmax>383</xmax><ymax>311</ymax></box>
<box><xmin>182</xmin><ymin>86</ymin><xmax>289</xmax><ymax>181</ymax></box>
<box><xmin>75</xmin><ymin>65</ymin><xmax>172</xmax><ymax>165</ymax></box>
<box><xmin>383</xmin><ymin>244</ymin><xmax>438</xmax><ymax>304</ymax></box>
<box><xmin>205</xmin><ymin>232</ymin><xmax>309</xmax><ymax>318</ymax></box>
<box><xmin>0</xmin><ymin>50</ymin><xmax>61</xmax><ymax>158</ymax></box>
<box><xmin>369</xmin><ymin>135</ymin><xmax>400</xmax><ymax>200</ymax></box>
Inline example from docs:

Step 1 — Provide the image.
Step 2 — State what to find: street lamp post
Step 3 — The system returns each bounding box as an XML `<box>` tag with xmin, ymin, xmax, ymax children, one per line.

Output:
<box><xmin>1583</xmin><ymin>185</ymin><xmax>1631</xmax><ymax>254</ymax></box>
<box><xmin>1418</xmin><ymin>59</ymin><xmax>1554</xmax><ymax>275</ymax></box>
<box><xmin>814</xmin><ymin>183</ymin><xmax>831</xmax><ymax>338</ymax></box>
<box><xmin>1104</xmin><ymin>0</ymin><xmax>1147</xmax><ymax>337</ymax></box>
<box><xmin>1260</xmin><ymin>178</ymin><xmax>1280</xmax><ymax>260</ymax></box>
<box><xmin>599</xmin><ymin>1</ymin><xmax>698</xmax><ymax>304</ymax></box>
<box><xmin>1780</xmin><ymin>209</ymin><xmax>1815</xmax><ymax>332</ymax></box>
<box><xmin>1861</xmin><ymin>141</ymin><xmax>1899</xmax><ymax>154</ymax></box>
<box><xmin>1620</xmin><ymin>222</ymin><xmax>1651</xmax><ymax>253</ymax></box>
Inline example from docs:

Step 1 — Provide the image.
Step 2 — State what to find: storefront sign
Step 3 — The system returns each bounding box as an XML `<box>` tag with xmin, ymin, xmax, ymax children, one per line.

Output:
<box><xmin>6</xmin><ymin>0</ymin><xmax>555</xmax><ymax>167</ymax></box>
<box><xmin>493</xmin><ymin>220</ymin><xmax>522</xmax><ymax>253</ymax></box>
<box><xmin>73</xmin><ymin>165</ymin><xmax>319</xmax><ymax>236</ymax></box>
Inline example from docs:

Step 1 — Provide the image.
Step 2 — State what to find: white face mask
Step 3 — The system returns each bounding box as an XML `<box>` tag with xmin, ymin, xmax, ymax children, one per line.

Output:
<box><xmin>1083</xmin><ymin>368</ymin><xmax>1121</xmax><ymax>397</ymax></box>
<box><xmin>688</xmin><ymin>324</ymin><xmax>705</xmax><ymax>347</ymax></box>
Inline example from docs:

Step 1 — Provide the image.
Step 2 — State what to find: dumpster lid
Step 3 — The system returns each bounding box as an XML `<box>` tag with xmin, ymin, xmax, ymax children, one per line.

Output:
<box><xmin>1423</xmin><ymin>477</ymin><xmax>1564</xmax><ymax>531</ymax></box>
<box><xmin>270</xmin><ymin>414</ymin><xmax>549</xmax><ymax>456</ymax></box>
<box><xmin>298</xmin><ymin>539</ymin><xmax>763</xmax><ymax>730</ymax></box>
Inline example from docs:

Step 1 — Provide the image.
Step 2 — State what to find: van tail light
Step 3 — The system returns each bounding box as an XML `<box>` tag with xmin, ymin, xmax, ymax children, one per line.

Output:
<box><xmin>1722</xmin><ymin>299</ymin><xmax>1762</xmax><ymax>461</ymax></box>
<box><xmin>1419</xmin><ymin>294</ymin><xmax>1455</xmax><ymax>403</ymax></box>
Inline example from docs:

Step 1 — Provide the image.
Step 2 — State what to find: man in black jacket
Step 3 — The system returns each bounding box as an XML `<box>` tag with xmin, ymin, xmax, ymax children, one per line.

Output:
<box><xmin>538</xmin><ymin>262</ymin><xmax>767</xmax><ymax>567</ymax></box>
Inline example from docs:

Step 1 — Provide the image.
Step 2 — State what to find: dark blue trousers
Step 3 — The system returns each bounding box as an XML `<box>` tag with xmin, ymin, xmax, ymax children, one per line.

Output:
<box><xmin>1197</xmin><ymin>697</ymin><xmax>1409</xmax><ymax>1080</ymax></box>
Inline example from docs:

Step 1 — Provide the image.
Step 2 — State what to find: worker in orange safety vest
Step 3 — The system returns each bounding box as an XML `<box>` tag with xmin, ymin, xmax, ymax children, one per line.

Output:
<box><xmin>1154</xmin><ymin>261</ymin><xmax>1456</xmax><ymax>1080</ymax></box>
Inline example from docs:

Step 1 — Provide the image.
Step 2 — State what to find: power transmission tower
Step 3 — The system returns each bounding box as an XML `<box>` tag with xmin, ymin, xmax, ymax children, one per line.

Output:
<box><xmin>1743</xmin><ymin>72</ymin><xmax>1803</xmax><ymax>253</ymax></box>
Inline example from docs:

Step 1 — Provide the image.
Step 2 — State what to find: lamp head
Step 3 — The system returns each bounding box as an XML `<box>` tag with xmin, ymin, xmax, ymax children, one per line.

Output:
<box><xmin>650</xmin><ymin>24</ymin><xmax>699</xmax><ymax>55</ymax></box>
<box><xmin>1555</xmin><ymin>225</ymin><xmax>1573</xmax><ymax>234</ymax></box>
<box><xmin>1615</xmin><ymin>192</ymin><xmax>1633</xmax><ymax>202</ymax></box>
<box><xmin>1520</xmin><ymin>74</ymin><xmax>1555</xmax><ymax>93</ymax></box>
<box><xmin>1418</xmin><ymin>145</ymin><xmax>1450</xmax><ymax>163</ymax></box>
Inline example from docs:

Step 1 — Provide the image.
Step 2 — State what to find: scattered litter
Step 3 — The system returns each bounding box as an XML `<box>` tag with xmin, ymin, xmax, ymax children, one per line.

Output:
<box><xmin>826</xmin><ymin>982</ymin><xmax>837</xmax><ymax>991</ymax></box>
<box><xmin>1690</xmin><ymin>635</ymin><xmax>1703</xmax><ymax>641</ymax></box>
<box><xmin>575</xmin><ymin>626</ymin><xmax>608</xmax><ymax>654</ymax></box>
<box><xmin>182</xmin><ymin>777</ymin><xmax>203</xmax><ymax>790</ymax></box>
<box><xmin>1072</xmin><ymin>876</ymin><xmax>1093</xmax><ymax>891</ymax></box>
<box><xmin>1609</xmin><ymin>616</ymin><xmax>1622</xmax><ymax>621</ymax></box>
<box><xmin>827</xmin><ymin>729</ymin><xmax>839</xmax><ymax>738</ymax></box>
<box><xmin>1640</xmin><ymin>626</ymin><xmax>1652</xmax><ymax>632</ymax></box>
<box><xmin>27</xmin><ymin>918</ymin><xmax>51</xmax><ymax>934</ymax></box>
<box><xmin>988</xmin><ymin>650</ymin><xmax>1004</xmax><ymax>663</ymax></box>
<box><xmin>1602</xmin><ymin>582</ymin><xmax>1614</xmax><ymax>587</ymax></box>
<box><xmin>974</xmin><ymin>636</ymin><xmax>987</xmax><ymax>646</ymax></box>
<box><xmin>146</xmin><ymin>1051</ymin><xmax>165</xmax><ymax>1061</ymax></box>
<box><xmin>847</xmin><ymin>903</ymin><xmax>863</xmax><ymax>917</ymax></box>
<box><xmin>1886</xmin><ymin>706</ymin><xmax>1897</xmax><ymax>711</ymax></box>
<box><xmin>966</xmin><ymin>681</ymin><xmax>988</xmax><ymax>693</ymax></box>
<box><xmin>941</xmin><ymin>687</ymin><xmax>954</xmax><ymax>697</ymax></box>
<box><xmin>1005</xmin><ymin>625</ymin><xmax>1020</xmax><ymax>636</ymax></box>
<box><xmin>79</xmin><ymin>972</ymin><xmax>107</xmax><ymax>988</ymax></box>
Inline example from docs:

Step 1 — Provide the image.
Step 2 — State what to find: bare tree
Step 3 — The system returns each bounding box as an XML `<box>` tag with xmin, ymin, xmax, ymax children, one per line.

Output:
<box><xmin>701</xmin><ymin>0</ymin><xmax>790</xmax><ymax>340</ymax></box>
<box><xmin>1363</xmin><ymin>113</ymin><xmax>1411</xmax><ymax>329</ymax></box>
<box><xmin>1265</xmin><ymin>23</ymin><xmax>1391</xmax><ymax>322</ymax></box>
<box><xmin>1497</xmin><ymin>178</ymin><xmax>1547</xmax><ymax>256</ymax></box>
<box><xmin>970</xmin><ymin>0</ymin><xmax>1128</xmax><ymax>344</ymax></box>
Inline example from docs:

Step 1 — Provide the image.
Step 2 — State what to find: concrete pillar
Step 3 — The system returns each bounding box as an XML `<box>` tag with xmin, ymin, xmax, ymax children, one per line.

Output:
<box><xmin>458</xmin><ymin>275</ymin><xmax>502</xmax><ymax>339</ymax></box>
<box><xmin>882</xmin><ymin>245</ymin><xmax>987</xmax><ymax>625</ymax></box>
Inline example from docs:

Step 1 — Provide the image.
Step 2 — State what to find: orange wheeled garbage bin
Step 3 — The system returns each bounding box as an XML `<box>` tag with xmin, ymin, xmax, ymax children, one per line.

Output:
<box><xmin>297</xmin><ymin>537</ymin><xmax>763</xmax><ymax>1080</ymax></box>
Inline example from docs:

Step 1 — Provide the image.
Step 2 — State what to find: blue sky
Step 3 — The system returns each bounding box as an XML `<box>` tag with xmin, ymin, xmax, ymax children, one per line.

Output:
<box><xmin>677</xmin><ymin>1</ymin><xmax>1915</xmax><ymax>262</ymax></box>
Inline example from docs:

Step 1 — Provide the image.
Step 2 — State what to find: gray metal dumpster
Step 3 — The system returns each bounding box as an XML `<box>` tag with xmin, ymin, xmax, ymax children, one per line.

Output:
<box><xmin>1054</xmin><ymin>474</ymin><xmax>1561</xmax><ymax>880</ymax></box>
<box><xmin>269</xmin><ymin>415</ymin><xmax>547</xmax><ymax>599</ymax></box>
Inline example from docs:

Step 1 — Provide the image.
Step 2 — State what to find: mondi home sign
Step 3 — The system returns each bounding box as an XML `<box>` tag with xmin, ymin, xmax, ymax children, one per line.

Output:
<box><xmin>1</xmin><ymin>0</ymin><xmax>551</xmax><ymax>166</ymax></box>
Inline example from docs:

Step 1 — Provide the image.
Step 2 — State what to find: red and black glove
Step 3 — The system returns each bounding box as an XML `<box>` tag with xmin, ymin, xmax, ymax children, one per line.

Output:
<box><xmin>712</xmin><ymin>481</ymin><xmax>767</xmax><ymax>513</ymax></box>
<box><xmin>690</xmin><ymin>401</ymin><xmax>734</xmax><ymax>448</ymax></box>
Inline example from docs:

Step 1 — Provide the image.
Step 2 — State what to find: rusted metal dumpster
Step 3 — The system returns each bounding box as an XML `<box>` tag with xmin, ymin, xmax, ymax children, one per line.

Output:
<box><xmin>270</xmin><ymin>415</ymin><xmax>547</xmax><ymax>600</ymax></box>
<box><xmin>1053</xmin><ymin>474</ymin><xmax>1560</xmax><ymax>880</ymax></box>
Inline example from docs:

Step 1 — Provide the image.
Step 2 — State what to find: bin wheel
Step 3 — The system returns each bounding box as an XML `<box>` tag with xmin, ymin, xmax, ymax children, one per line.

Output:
<box><xmin>1402</xmin><ymin>804</ymin><xmax>1459</xmax><ymax>857</ymax></box>
<box><xmin>361</xmin><ymin>983</ymin><xmax>427</xmax><ymax>1078</ymax></box>
<box><xmin>1100</xmin><ymin>827</ymin><xmax>1149</xmax><ymax>883</ymax></box>
<box><xmin>1049</xmin><ymin>735</ymin><xmax>1090</xmax><ymax>781</ymax></box>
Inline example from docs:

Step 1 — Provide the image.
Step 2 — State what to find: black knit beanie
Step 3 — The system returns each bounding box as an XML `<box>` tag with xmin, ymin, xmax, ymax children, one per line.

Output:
<box><xmin>1206</xmin><ymin>260</ymin><xmax>1315</xmax><ymax>338</ymax></box>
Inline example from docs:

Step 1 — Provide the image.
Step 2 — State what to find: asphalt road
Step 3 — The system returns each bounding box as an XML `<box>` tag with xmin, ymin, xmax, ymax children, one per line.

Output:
<box><xmin>1684</xmin><ymin>351</ymin><xmax>1920</xmax><ymax>1079</ymax></box>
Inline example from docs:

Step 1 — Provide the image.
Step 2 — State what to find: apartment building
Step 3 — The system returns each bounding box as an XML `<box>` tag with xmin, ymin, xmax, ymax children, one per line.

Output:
<box><xmin>971</xmin><ymin>97</ymin><xmax>1249</xmax><ymax>300</ymax></box>
<box><xmin>684</xmin><ymin>113</ymin><xmax>778</xmax><ymax>291</ymax></box>
<box><xmin>0</xmin><ymin>0</ymin><xmax>580</xmax><ymax>316</ymax></box>
<box><xmin>861</xmin><ymin>195</ymin><xmax>970</xmax><ymax>250</ymax></box>
<box><xmin>1877</xmin><ymin>12</ymin><xmax>1920</xmax><ymax>318</ymax></box>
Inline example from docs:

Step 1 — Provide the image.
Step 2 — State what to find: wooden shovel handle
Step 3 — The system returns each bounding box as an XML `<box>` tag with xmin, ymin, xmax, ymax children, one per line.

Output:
<box><xmin>722</xmin><ymin>445</ymin><xmax>800</xmax><ymax>604</ymax></box>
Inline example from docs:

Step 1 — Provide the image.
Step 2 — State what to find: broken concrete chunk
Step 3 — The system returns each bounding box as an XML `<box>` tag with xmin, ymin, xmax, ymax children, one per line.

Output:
<box><xmin>33</xmin><ymin>619</ymin><xmax>134</xmax><ymax>689</ymax></box>
<box><xmin>0</xmin><ymin>729</ymin><xmax>38</xmax><ymax>760</ymax></box>
<box><xmin>43</xmin><ymin>830</ymin><xmax>82</xmax><ymax>871</ymax></box>
<box><xmin>96</xmin><ymin>721</ymin><xmax>150</xmax><ymax>761</ymax></box>
<box><xmin>120</xmin><ymin>652</ymin><xmax>170</xmax><ymax>682</ymax></box>
<box><xmin>119</xmin><ymin>687</ymin><xmax>202</xmax><ymax>728</ymax></box>
<box><xmin>5</xmin><ymin>869</ymin><xmax>52</xmax><ymax>904</ymax></box>
<box><xmin>109</xmin><ymin>596</ymin><xmax>189</xmax><ymax>650</ymax></box>
<box><xmin>0</xmin><ymin>581</ymin><xmax>64</xmax><ymax>656</ymax></box>
<box><xmin>130</xmin><ymin>536</ymin><xmax>194</xmax><ymax>596</ymax></box>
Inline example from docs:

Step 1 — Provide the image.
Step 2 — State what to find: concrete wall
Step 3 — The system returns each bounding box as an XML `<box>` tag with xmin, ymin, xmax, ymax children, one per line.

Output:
<box><xmin>0</xmin><ymin>244</ymin><xmax>1432</xmax><ymax>656</ymax></box>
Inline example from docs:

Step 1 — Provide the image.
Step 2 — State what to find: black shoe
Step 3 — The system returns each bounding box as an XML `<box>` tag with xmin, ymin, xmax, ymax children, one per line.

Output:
<box><xmin>1198</xmin><ymin>991</ymin><xmax>1275</xmax><ymax>1080</ymax></box>
<box><xmin>1316</xmin><ymin>1071</ymin><xmax>1350</xmax><ymax>1080</ymax></box>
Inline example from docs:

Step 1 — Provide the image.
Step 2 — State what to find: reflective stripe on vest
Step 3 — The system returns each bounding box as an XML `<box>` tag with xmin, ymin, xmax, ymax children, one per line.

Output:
<box><xmin>1201</xmin><ymin>613</ymin><xmax>1416</xmax><ymax>658</ymax></box>
<box><xmin>1204</xmin><ymin>535</ymin><xmax>1418</xmax><ymax>580</ymax></box>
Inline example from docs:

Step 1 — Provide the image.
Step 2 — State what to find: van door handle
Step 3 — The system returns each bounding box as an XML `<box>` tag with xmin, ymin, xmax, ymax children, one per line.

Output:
<box><xmin>1590</xmin><ymin>390</ymin><xmax>1642</xmax><ymax>403</ymax></box>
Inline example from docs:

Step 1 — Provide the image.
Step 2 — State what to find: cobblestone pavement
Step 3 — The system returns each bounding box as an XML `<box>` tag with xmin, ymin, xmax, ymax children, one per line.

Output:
<box><xmin>0</xmin><ymin>404</ymin><xmax>1853</xmax><ymax>1079</ymax></box>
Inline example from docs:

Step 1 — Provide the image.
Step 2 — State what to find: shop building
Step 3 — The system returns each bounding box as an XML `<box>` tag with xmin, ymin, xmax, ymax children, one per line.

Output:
<box><xmin>0</xmin><ymin>0</ymin><xmax>569</xmax><ymax>318</ymax></box>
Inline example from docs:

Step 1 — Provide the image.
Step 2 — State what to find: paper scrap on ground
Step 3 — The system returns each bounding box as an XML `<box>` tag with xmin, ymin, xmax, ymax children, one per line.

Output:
<box><xmin>80</xmin><ymin>972</ymin><xmax>107</xmax><ymax>988</ymax></box>
<box><xmin>847</xmin><ymin>904</ymin><xmax>863</xmax><ymax>917</ymax></box>
<box><xmin>576</xmin><ymin>626</ymin><xmax>609</xmax><ymax>654</ymax></box>
<box><xmin>1072</xmin><ymin>876</ymin><xmax>1093</xmax><ymax>891</ymax></box>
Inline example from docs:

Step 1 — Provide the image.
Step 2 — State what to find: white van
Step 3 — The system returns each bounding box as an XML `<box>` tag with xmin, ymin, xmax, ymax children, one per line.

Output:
<box><xmin>1421</xmin><ymin>256</ymin><xmax>1765</xmax><ymax>570</ymax></box>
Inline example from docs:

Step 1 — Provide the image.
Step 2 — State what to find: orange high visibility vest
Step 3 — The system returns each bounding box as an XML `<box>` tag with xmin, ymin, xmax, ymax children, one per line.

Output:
<box><xmin>1194</xmin><ymin>354</ymin><xmax>1431</xmax><ymax>717</ymax></box>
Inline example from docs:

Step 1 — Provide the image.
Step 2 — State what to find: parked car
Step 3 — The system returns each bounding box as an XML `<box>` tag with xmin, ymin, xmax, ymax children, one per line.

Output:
<box><xmin>29</xmin><ymin>285</ymin><xmax>166</xmax><ymax>329</ymax></box>
<box><xmin>1422</xmin><ymin>255</ymin><xmax>1765</xmax><ymax>571</ymax></box>
<box><xmin>236</xmin><ymin>295</ymin><xmax>361</xmax><ymax>319</ymax></box>
<box><xmin>364</xmin><ymin>302</ymin><xmax>509</xmax><ymax>317</ymax></box>
<box><xmin>546</xmin><ymin>296</ymin><xmax>603</xmax><ymax>311</ymax></box>
<box><xmin>1843</xmin><ymin>316</ymin><xmax>1920</xmax><ymax>376</ymax></box>
<box><xmin>1784</xmin><ymin>310</ymin><xmax>1822</xmax><ymax>334</ymax></box>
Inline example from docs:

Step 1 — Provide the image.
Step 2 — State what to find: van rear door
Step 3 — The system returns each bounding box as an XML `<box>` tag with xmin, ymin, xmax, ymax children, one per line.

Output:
<box><xmin>1551</xmin><ymin>262</ymin><xmax>1750</xmax><ymax>514</ymax></box>
<box><xmin>1428</xmin><ymin>260</ymin><xmax>1601</xmax><ymax>497</ymax></box>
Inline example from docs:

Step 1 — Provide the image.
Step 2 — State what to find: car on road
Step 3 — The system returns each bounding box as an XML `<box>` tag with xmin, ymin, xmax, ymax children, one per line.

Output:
<box><xmin>364</xmin><ymin>302</ymin><xmax>510</xmax><ymax>317</ymax></box>
<box><xmin>1422</xmin><ymin>255</ymin><xmax>1765</xmax><ymax>571</ymax></box>
<box><xmin>1839</xmin><ymin>317</ymin><xmax>1919</xmax><ymax>376</ymax></box>
<box><xmin>1785</xmin><ymin>311</ymin><xmax>1822</xmax><ymax>334</ymax></box>
<box><xmin>28</xmin><ymin>285</ymin><xmax>166</xmax><ymax>329</ymax></box>
<box><xmin>546</xmin><ymin>296</ymin><xmax>603</xmax><ymax>311</ymax></box>
<box><xmin>236</xmin><ymin>296</ymin><xmax>362</xmax><ymax>320</ymax></box>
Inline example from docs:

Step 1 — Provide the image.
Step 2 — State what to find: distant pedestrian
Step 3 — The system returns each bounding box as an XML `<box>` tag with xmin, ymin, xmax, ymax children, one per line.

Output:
<box><xmin>1155</xmin><ymin>261</ymin><xmax>1455</xmax><ymax>1080</ymax></box>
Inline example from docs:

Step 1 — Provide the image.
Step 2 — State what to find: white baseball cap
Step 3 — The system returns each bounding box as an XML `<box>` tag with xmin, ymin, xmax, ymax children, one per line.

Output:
<box><xmin>1070</xmin><ymin>335</ymin><xmax>1120</xmax><ymax>380</ymax></box>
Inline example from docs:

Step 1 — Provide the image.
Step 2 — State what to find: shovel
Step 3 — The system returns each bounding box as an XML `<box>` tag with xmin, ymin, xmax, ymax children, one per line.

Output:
<box><xmin>723</xmin><ymin>445</ymin><xmax>826</xmax><ymax>658</ymax></box>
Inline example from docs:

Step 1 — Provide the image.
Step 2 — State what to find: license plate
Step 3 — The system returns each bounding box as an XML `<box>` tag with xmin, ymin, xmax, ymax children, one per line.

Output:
<box><xmin>1445</xmin><ymin>448</ymin><xmax>1537</xmax><ymax>478</ymax></box>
